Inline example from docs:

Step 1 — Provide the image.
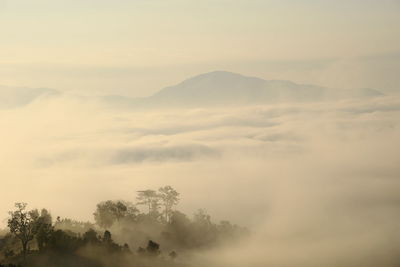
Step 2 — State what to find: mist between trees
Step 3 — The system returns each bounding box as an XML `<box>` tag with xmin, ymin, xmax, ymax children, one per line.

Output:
<box><xmin>0</xmin><ymin>185</ymin><xmax>248</xmax><ymax>267</ymax></box>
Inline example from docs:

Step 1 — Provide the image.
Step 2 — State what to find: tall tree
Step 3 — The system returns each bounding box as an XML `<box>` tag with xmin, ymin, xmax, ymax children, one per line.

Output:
<box><xmin>158</xmin><ymin>186</ymin><xmax>180</xmax><ymax>222</ymax></box>
<box><xmin>7</xmin><ymin>203</ymin><xmax>39</xmax><ymax>260</ymax></box>
<box><xmin>35</xmin><ymin>209</ymin><xmax>53</xmax><ymax>252</ymax></box>
<box><xmin>136</xmin><ymin>190</ymin><xmax>160</xmax><ymax>214</ymax></box>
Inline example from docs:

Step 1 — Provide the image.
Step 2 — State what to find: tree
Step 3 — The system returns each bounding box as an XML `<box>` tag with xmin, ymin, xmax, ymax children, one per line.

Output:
<box><xmin>158</xmin><ymin>186</ymin><xmax>179</xmax><ymax>222</ymax></box>
<box><xmin>7</xmin><ymin>203</ymin><xmax>39</xmax><ymax>259</ymax></box>
<box><xmin>192</xmin><ymin>209</ymin><xmax>217</xmax><ymax>247</ymax></box>
<box><xmin>136</xmin><ymin>190</ymin><xmax>160</xmax><ymax>214</ymax></box>
<box><xmin>146</xmin><ymin>240</ymin><xmax>160</xmax><ymax>256</ymax></box>
<box><xmin>35</xmin><ymin>209</ymin><xmax>53</xmax><ymax>252</ymax></box>
<box><xmin>165</xmin><ymin>210</ymin><xmax>192</xmax><ymax>247</ymax></box>
<box><xmin>49</xmin><ymin>229</ymin><xmax>83</xmax><ymax>252</ymax></box>
<box><xmin>94</xmin><ymin>200</ymin><xmax>138</xmax><ymax>228</ymax></box>
<box><xmin>193</xmin><ymin>209</ymin><xmax>211</xmax><ymax>227</ymax></box>
<box><xmin>54</xmin><ymin>217</ymin><xmax>94</xmax><ymax>234</ymax></box>
<box><xmin>102</xmin><ymin>230</ymin><xmax>112</xmax><ymax>244</ymax></box>
<box><xmin>83</xmin><ymin>229</ymin><xmax>99</xmax><ymax>244</ymax></box>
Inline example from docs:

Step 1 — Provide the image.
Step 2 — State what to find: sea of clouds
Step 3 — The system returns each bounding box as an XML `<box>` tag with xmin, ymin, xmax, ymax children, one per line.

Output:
<box><xmin>0</xmin><ymin>94</ymin><xmax>399</xmax><ymax>266</ymax></box>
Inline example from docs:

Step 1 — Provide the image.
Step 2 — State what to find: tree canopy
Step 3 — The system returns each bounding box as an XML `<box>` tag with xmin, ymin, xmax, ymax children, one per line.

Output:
<box><xmin>0</xmin><ymin>186</ymin><xmax>248</xmax><ymax>267</ymax></box>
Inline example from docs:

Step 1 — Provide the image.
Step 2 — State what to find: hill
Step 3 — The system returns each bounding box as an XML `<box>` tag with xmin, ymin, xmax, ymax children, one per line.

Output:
<box><xmin>102</xmin><ymin>71</ymin><xmax>383</xmax><ymax>108</ymax></box>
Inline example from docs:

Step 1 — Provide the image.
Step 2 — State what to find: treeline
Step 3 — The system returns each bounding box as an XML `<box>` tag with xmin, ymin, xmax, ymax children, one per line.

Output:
<box><xmin>0</xmin><ymin>186</ymin><xmax>248</xmax><ymax>267</ymax></box>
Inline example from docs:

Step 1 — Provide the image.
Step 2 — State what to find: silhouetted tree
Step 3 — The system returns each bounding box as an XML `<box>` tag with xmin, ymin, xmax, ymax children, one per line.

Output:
<box><xmin>146</xmin><ymin>240</ymin><xmax>160</xmax><ymax>256</ymax></box>
<box><xmin>7</xmin><ymin>203</ymin><xmax>39</xmax><ymax>259</ymax></box>
<box><xmin>1</xmin><ymin>190</ymin><xmax>247</xmax><ymax>267</ymax></box>
<box><xmin>83</xmin><ymin>229</ymin><xmax>99</xmax><ymax>244</ymax></box>
<box><xmin>102</xmin><ymin>230</ymin><xmax>112</xmax><ymax>244</ymax></box>
<box><xmin>35</xmin><ymin>209</ymin><xmax>53</xmax><ymax>252</ymax></box>
<box><xmin>48</xmin><ymin>229</ymin><xmax>82</xmax><ymax>252</ymax></box>
<box><xmin>101</xmin><ymin>230</ymin><xmax>122</xmax><ymax>253</ymax></box>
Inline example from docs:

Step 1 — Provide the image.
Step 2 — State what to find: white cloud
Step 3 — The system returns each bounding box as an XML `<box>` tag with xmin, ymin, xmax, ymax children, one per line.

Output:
<box><xmin>0</xmin><ymin>95</ymin><xmax>399</xmax><ymax>266</ymax></box>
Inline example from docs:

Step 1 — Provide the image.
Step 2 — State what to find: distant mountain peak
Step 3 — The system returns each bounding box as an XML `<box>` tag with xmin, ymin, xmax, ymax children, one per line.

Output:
<box><xmin>179</xmin><ymin>71</ymin><xmax>264</xmax><ymax>85</ymax></box>
<box><xmin>140</xmin><ymin>71</ymin><xmax>384</xmax><ymax>107</ymax></box>
<box><xmin>189</xmin><ymin>70</ymin><xmax>244</xmax><ymax>77</ymax></box>
<box><xmin>4</xmin><ymin>72</ymin><xmax>383</xmax><ymax>110</ymax></box>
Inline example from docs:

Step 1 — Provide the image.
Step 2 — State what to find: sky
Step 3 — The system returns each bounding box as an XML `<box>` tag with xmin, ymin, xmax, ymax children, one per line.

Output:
<box><xmin>0</xmin><ymin>0</ymin><xmax>399</xmax><ymax>96</ymax></box>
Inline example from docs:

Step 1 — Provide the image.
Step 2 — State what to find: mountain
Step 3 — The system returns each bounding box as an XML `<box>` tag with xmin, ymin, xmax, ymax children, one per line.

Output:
<box><xmin>1</xmin><ymin>71</ymin><xmax>383</xmax><ymax>109</ymax></box>
<box><xmin>147</xmin><ymin>71</ymin><xmax>327</xmax><ymax>106</ymax></box>
<box><xmin>102</xmin><ymin>71</ymin><xmax>383</xmax><ymax>108</ymax></box>
<box><xmin>0</xmin><ymin>86</ymin><xmax>60</xmax><ymax>109</ymax></box>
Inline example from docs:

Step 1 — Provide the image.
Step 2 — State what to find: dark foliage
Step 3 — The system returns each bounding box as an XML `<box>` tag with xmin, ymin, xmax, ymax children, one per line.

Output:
<box><xmin>0</xmin><ymin>186</ymin><xmax>247</xmax><ymax>267</ymax></box>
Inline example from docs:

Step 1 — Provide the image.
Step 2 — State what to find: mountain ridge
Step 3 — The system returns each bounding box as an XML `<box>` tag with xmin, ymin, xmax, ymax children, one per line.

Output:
<box><xmin>128</xmin><ymin>71</ymin><xmax>383</xmax><ymax>108</ymax></box>
<box><xmin>0</xmin><ymin>71</ymin><xmax>384</xmax><ymax>109</ymax></box>
<box><xmin>0</xmin><ymin>85</ymin><xmax>60</xmax><ymax>109</ymax></box>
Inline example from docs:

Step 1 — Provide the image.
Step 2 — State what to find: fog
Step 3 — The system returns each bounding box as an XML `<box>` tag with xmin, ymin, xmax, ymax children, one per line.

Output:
<box><xmin>0</xmin><ymin>91</ymin><xmax>399</xmax><ymax>266</ymax></box>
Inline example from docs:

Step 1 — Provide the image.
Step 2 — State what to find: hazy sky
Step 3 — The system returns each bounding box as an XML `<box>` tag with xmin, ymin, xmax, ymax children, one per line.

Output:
<box><xmin>1</xmin><ymin>0</ymin><xmax>399</xmax><ymax>95</ymax></box>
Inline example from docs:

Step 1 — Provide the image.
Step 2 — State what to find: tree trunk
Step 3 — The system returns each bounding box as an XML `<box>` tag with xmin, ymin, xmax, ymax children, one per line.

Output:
<box><xmin>22</xmin><ymin>240</ymin><xmax>28</xmax><ymax>261</ymax></box>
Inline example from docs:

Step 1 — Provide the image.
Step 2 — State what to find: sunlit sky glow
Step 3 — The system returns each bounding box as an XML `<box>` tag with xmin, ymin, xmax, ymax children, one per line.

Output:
<box><xmin>0</xmin><ymin>0</ymin><xmax>399</xmax><ymax>96</ymax></box>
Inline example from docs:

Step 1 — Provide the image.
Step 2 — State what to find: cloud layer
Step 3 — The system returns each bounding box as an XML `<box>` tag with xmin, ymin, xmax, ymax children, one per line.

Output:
<box><xmin>0</xmin><ymin>94</ymin><xmax>399</xmax><ymax>266</ymax></box>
